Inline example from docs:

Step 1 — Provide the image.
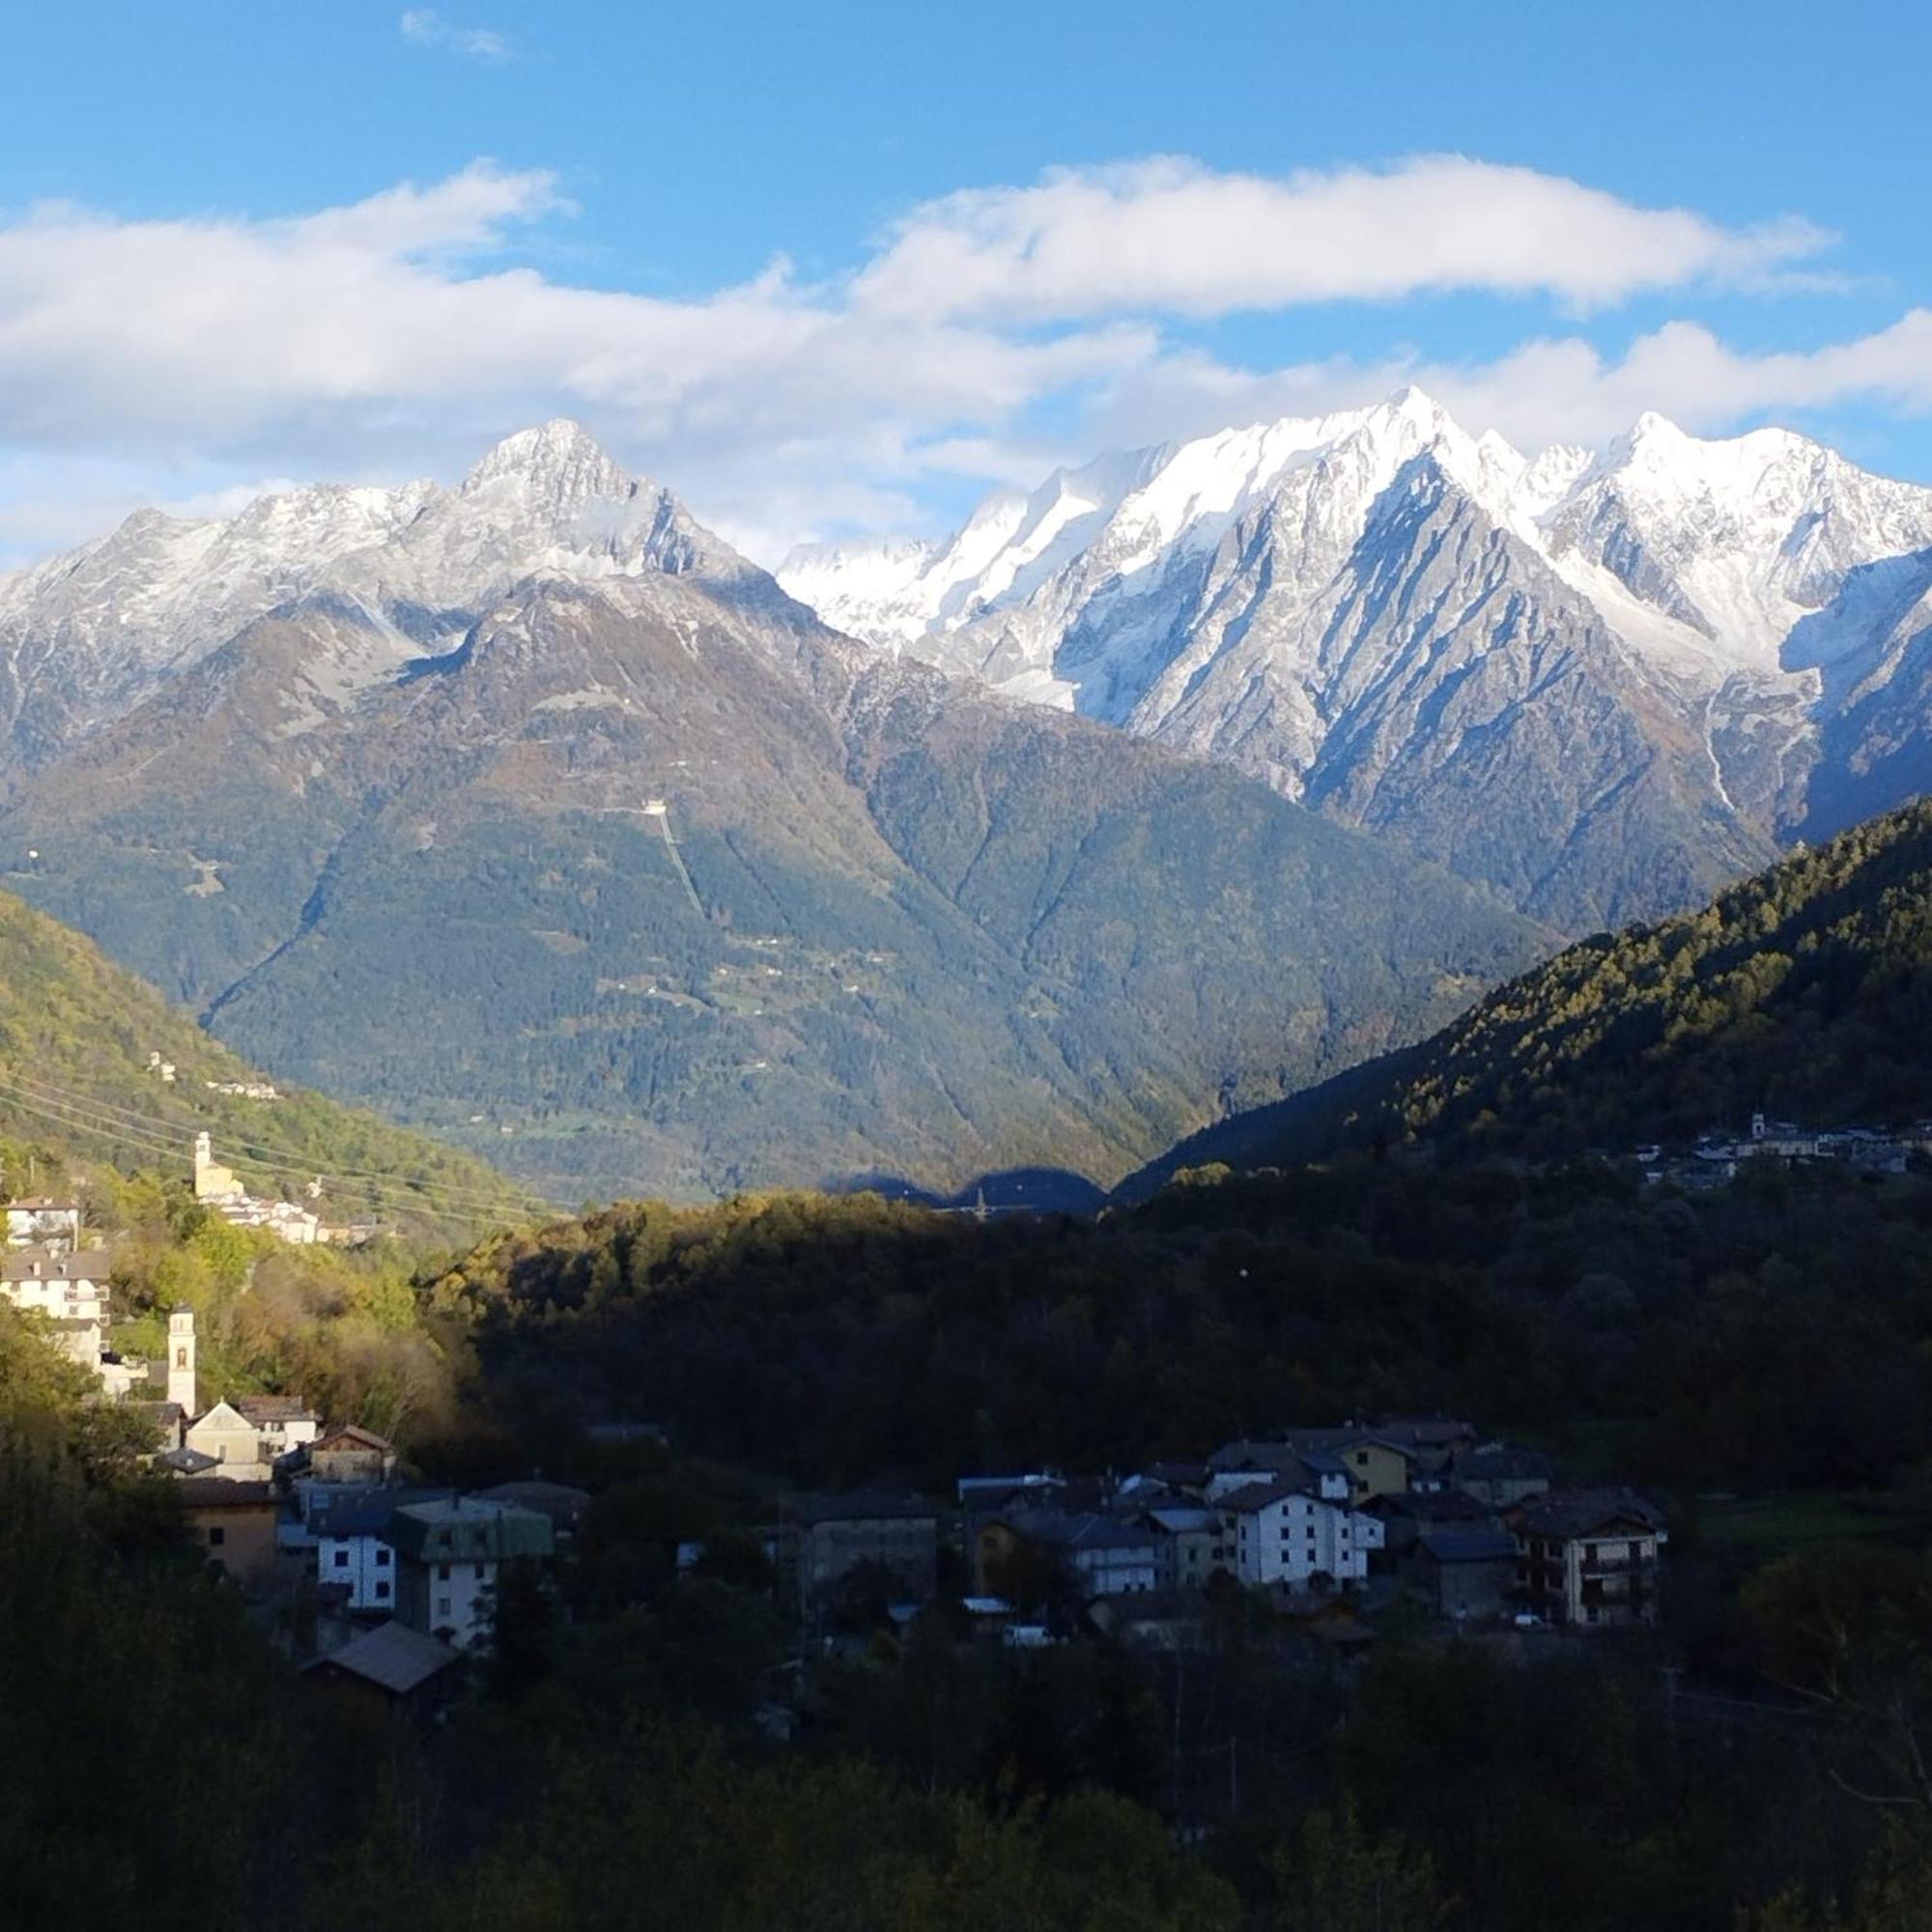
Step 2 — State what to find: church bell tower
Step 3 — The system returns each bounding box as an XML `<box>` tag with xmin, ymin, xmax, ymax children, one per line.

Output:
<box><xmin>167</xmin><ymin>1308</ymin><xmax>197</xmax><ymax>1417</ymax></box>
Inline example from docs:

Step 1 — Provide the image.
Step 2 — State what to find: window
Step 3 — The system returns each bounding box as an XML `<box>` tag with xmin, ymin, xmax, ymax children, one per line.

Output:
<box><xmin>208</xmin><ymin>1526</ymin><xmax>225</xmax><ymax>1547</ymax></box>
<box><xmin>332</xmin><ymin>1549</ymin><xmax>350</xmax><ymax>1568</ymax></box>
<box><xmin>375</xmin><ymin>1581</ymin><xmax>391</xmax><ymax>1601</ymax></box>
<box><xmin>437</xmin><ymin>1596</ymin><xmax>452</xmax><ymax>1619</ymax></box>
<box><xmin>438</xmin><ymin>1562</ymin><xmax>452</xmax><ymax>1580</ymax></box>
<box><xmin>376</xmin><ymin>1547</ymin><xmax>391</xmax><ymax>1567</ymax></box>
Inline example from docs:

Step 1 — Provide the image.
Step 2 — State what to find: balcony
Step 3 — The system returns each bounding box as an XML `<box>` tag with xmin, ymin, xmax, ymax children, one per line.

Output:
<box><xmin>1579</xmin><ymin>1554</ymin><xmax>1657</xmax><ymax>1581</ymax></box>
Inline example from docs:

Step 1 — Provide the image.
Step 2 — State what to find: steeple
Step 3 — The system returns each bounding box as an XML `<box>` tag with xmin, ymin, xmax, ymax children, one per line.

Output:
<box><xmin>167</xmin><ymin>1308</ymin><xmax>197</xmax><ymax>1417</ymax></box>
<box><xmin>193</xmin><ymin>1131</ymin><xmax>244</xmax><ymax>1205</ymax></box>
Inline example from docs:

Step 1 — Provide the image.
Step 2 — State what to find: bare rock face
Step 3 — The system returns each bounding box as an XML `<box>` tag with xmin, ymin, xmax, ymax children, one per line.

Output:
<box><xmin>0</xmin><ymin>423</ymin><xmax>1536</xmax><ymax>1202</ymax></box>
<box><xmin>781</xmin><ymin>391</ymin><xmax>1932</xmax><ymax>931</ymax></box>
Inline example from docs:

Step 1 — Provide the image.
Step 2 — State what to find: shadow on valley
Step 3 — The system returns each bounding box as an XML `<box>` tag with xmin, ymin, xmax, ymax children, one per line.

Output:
<box><xmin>826</xmin><ymin>1164</ymin><xmax>1110</xmax><ymax>1215</ymax></box>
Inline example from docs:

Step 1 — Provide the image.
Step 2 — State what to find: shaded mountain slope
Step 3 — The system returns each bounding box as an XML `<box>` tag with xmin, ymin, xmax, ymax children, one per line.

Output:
<box><xmin>1128</xmin><ymin>796</ymin><xmax>1932</xmax><ymax>1184</ymax></box>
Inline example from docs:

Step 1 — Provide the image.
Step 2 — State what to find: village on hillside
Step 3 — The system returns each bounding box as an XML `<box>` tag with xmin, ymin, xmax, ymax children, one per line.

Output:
<box><xmin>0</xmin><ymin>1123</ymin><xmax>1673</xmax><ymax>1722</ymax></box>
<box><xmin>716</xmin><ymin>1422</ymin><xmax>1664</xmax><ymax>1672</ymax></box>
<box><xmin>1625</xmin><ymin>1110</ymin><xmax>1932</xmax><ymax>1189</ymax></box>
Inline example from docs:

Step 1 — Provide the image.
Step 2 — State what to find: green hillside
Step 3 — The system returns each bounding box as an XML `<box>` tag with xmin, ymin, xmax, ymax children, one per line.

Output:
<box><xmin>0</xmin><ymin>886</ymin><xmax>532</xmax><ymax>1236</ymax></box>
<box><xmin>1133</xmin><ymin>794</ymin><xmax>1932</xmax><ymax>1179</ymax></box>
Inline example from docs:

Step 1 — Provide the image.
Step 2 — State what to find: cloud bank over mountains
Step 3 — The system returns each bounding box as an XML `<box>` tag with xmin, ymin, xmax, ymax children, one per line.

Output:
<box><xmin>0</xmin><ymin>152</ymin><xmax>1924</xmax><ymax>564</ymax></box>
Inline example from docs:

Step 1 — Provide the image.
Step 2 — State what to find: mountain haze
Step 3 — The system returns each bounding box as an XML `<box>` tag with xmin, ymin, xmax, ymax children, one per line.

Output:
<box><xmin>0</xmin><ymin>426</ymin><xmax>1537</xmax><ymax>1200</ymax></box>
<box><xmin>782</xmin><ymin>391</ymin><xmax>1932</xmax><ymax>931</ymax></box>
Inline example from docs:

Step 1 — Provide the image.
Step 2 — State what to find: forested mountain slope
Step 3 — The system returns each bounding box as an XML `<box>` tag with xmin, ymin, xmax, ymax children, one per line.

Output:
<box><xmin>1132</xmin><ymin>797</ymin><xmax>1932</xmax><ymax>1180</ymax></box>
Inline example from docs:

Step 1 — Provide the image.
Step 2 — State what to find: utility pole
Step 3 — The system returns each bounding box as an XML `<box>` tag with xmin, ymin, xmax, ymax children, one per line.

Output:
<box><xmin>1172</xmin><ymin>1652</ymin><xmax>1183</xmax><ymax>1822</ymax></box>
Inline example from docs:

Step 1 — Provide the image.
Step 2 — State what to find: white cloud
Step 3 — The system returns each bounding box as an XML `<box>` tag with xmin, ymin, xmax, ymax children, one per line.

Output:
<box><xmin>0</xmin><ymin>154</ymin><xmax>1918</xmax><ymax>568</ymax></box>
<box><xmin>400</xmin><ymin>9</ymin><xmax>514</xmax><ymax>63</ymax></box>
<box><xmin>854</xmin><ymin>156</ymin><xmax>1833</xmax><ymax>321</ymax></box>
<box><xmin>1088</xmin><ymin>313</ymin><xmax>1932</xmax><ymax>460</ymax></box>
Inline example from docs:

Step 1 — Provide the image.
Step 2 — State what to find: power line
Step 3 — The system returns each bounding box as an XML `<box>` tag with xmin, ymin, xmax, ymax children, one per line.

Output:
<box><xmin>0</xmin><ymin>1068</ymin><xmax>545</xmax><ymax>1211</ymax></box>
<box><xmin>0</xmin><ymin>1074</ymin><xmax>537</xmax><ymax>1221</ymax></box>
<box><xmin>0</xmin><ymin>1069</ymin><xmax>551</xmax><ymax>1221</ymax></box>
<box><xmin>0</xmin><ymin>1082</ymin><xmax>190</xmax><ymax>1164</ymax></box>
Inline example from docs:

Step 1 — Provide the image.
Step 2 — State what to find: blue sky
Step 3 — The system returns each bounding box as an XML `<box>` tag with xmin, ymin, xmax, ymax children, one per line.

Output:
<box><xmin>1</xmin><ymin>0</ymin><xmax>1928</xmax><ymax>562</ymax></box>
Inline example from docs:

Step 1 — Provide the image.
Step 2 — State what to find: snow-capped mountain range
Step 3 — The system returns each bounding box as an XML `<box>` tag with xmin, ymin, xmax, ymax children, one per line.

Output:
<box><xmin>3</xmin><ymin>397</ymin><xmax>1927</xmax><ymax>937</ymax></box>
<box><xmin>780</xmin><ymin>390</ymin><xmax>1932</xmax><ymax>927</ymax></box>
<box><xmin>0</xmin><ymin>417</ymin><xmax>1534</xmax><ymax>1201</ymax></box>
<box><xmin>0</xmin><ymin>418</ymin><xmax>748</xmax><ymax>762</ymax></box>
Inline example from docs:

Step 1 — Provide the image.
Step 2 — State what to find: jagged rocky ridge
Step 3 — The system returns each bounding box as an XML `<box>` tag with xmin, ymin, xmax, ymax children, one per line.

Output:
<box><xmin>781</xmin><ymin>390</ymin><xmax>1932</xmax><ymax>931</ymax></box>
<box><xmin>0</xmin><ymin>425</ymin><xmax>1538</xmax><ymax>1200</ymax></box>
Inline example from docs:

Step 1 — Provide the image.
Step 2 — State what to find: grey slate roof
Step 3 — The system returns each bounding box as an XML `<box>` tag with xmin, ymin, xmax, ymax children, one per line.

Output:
<box><xmin>1007</xmin><ymin>1508</ymin><xmax>1158</xmax><ymax>1555</ymax></box>
<box><xmin>787</xmin><ymin>1489</ymin><xmax>938</xmax><ymax>1527</ymax></box>
<box><xmin>1</xmin><ymin>1246</ymin><xmax>108</xmax><ymax>1282</ymax></box>
<box><xmin>175</xmin><ymin>1478</ymin><xmax>276</xmax><ymax>1508</ymax></box>
<box><xmin>1147</xmin><ymin>1506</ymin><xmax>1221</xmax><ymax>1535</ymax></box>
<box><xmin>1453</xmin><ymin>1445</ymin><xmax>1554</xmax><ymax>1481</ymax></box>
<box><xmin>1375</xmin><ymin>1491</ymin><xmax>1495</xmax><ymax>1523</ymax></box>
<box><xmin>235</xmin><ymin>1394</ymin><xmax>318</xmax><ymax>1424</ymax></box>
<box><xmin>303</xmin><ymin>1621</ymin><xmax>459</xmax><ymax>1696</ymax></box>
<box><xmin>1519</xmin><ymin>1490</ymin><xmax>1667</xmax><ymax>1540</ymax></box>
<box><xmin>1418</xmin><ymin>1529</ymin><xmax>1520</xmax><ymax>1564</ymax></box>
<box><xmin>308</xmin><ymin>1484</ymin><xmax>444</xmax><ymax>1538</ymax></box>
<box><xmin>476</xmin><ymin>1480</ymin><xmax>592</xmax><ymax>1526</ymax></box>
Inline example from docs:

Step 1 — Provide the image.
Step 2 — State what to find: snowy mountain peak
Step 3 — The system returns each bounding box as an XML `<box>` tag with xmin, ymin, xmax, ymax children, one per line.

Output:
<box><xmin>1622</xmin><ymin>410</ymin><xmax>1688</xmax><ymax>451</ymax></box>
<box><xmin>0</xmin><ymin>421</ymin><xmax>754</xmax><ymax>761</ymax></box>
<box><xmin>461</xmin><ymin>418</ymin><xmax>639</xmax><ymax>512</ymax></box>
<box><xmin>779</xmin><ymin>391</ymin><xmax>1932</xmax><ymax>864</ymax></box>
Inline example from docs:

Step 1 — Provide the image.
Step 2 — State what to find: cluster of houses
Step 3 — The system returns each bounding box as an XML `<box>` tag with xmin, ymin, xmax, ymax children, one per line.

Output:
<box><xmin>192</xmin><ymin>1131</ymin><xmax>359</xmax><ymax>1246</ymax></box>
<box><xmin>128</xmin><ymin>1308</ymin><xmax>570</xmax><ymax>1713</ymax></box>
<box><xmin>1634</xmin><ymin>1111</ymin><xmax>1932</xmax><ymax>1188</ymax></box>
<box><xmin>738</xmin><ymin>1419</ymin><xmax>1666</xmax><ymax>1655</ymax></box>
<box><xmin>0</xmin><ymin>1178</ymin><xmax>540</xmax><ymax>1715</ymax></box>
<box><xmin>0</xmin><ymin>1141</ymin><xmax>368</xmax><ymax>1402</ymax></box>
<box><xmin>1</xmin><ymin>1199</ymin><xmax>149</xmax><ymax>1396</ymax></box>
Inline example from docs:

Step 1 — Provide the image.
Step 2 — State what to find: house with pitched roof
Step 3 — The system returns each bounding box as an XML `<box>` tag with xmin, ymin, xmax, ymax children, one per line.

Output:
<box><xmin>1451</xmin><ymin>1443</ymin><xmax>1553</xmax><ymax>1510</ymax></box>
<box><xmin>1514</xmin><ymin>1492</ymin><xmax>1667</xmax><ymax>1628</ymax></box>
<box><xmin>307</xmin><ymin>1424</ymin><xmax>397</xmax><ymax>1486</ymax></box>
<box><xmin>178</xmin><ymin>1478</ymin><xmax>279</xmax><ymax>1583</ymax></box>
<box><xmin>1222</xmin><ymin>1478</ymin><xmax>1384</xmax><ymax>1592</ymax></box>
<box><xmin>302</xmin><ymin>1620</ymin><xmax>461</xmax><ymax>1719</ymax></box>
<box><xmin>774</xmin><ymin>1491</ymin><xmax>941</xmax><ymax>1627</ymax></box>
<box><xmin>184</xmin><ymin>1400</ymin><xmax>268</xmax><ymax>1479</ymax></box>
<box><xmin>1144</xmin><ymin>1504</ymin><xmax>1232</xmax><ymax>1590</ymax></box>
<box><xmin>1409</xmin><ymin>1529</ymin><xmax>1521</xmax><ymax>1621</ymax></box>
<box><xmin>234</xmin><ymin>1393</ymin><xmax>321</xmax><ymax>1462</ymax></box>
<box><xmin>1</xmin><ymin>1245</ymin><xmax>108</xmax><ymax>1325</ymax></box>
<box><xmin>4</xmin><ymin>1199</ymin><xmax>80</xmax><ymax>1253</ymax></box>
<box><xmin>387</xmin><ymin>1496</ymin><xmax>555</xmax><ymax>1649</ymax></box>
<box><xmin>1006</xmin><ymin>1508</ymin><xmax>1161</xmax><ymax>1598</ymax></box>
